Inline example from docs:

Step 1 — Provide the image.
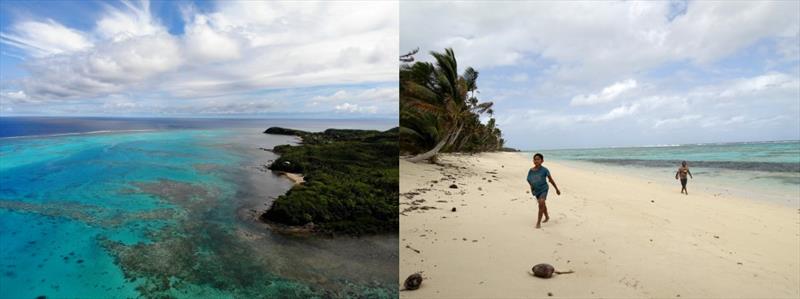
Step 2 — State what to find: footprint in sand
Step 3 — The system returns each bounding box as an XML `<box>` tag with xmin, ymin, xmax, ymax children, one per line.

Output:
<box><xmin>618</xmin><ymin>276</ymin><xmax>641</xmax><ymax>289</ymax></box>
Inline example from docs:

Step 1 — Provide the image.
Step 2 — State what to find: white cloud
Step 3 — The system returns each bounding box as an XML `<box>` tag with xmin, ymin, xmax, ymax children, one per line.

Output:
<box><xmin>335</xmin><ymin>102</ymin><xmax>377</xmax><ymax>114</ymax></box>
<box><xmin>102</xmin><ymin>98</ymin><xmax>138</xmax><ymax>110</ymax></box>
<box><xmin>593</xmin><ymin>103</ymin><xmax>641</xmax><ymax>122</ymax></box>
<box><xmin>309</xmin><ymin>87</ymin><xmax>398</xmax><ymax>114</ymax></box>
<box><xmin>700</xmin><ymin>115</ymin><xmax>748</xmax><ymax>128</ymax></box>
<box><xmin>501</xmin><ymin>102</ymin><xmax>641</xmax><ymax>128</ymax></box>
<box><xmin>3</xmin><ymin>90</ymin><xmax>27</xmax><ymax>100</ymax></box>
<box><xmin>571</xmin><ymin>79</ymin><xmax>637</xmax><ymax>106</ymax></box>
<box><xmin>176</xmin><ymin>100</ymin><xmax>279</xmax><ymax>115</ymax></box>
<box><xmin>775</xmin><ymin>33</ymin><xmax>800</xmax><ymax>61</ymax></box>
<box><xmin>653</xmin><ymin>114</ymin><xmax>702</xmax><ymax>128</ymax></box>
<box><xmin>18</xmin><ymin>33</ymin><xmax>183</xmax><ymax>99</ymax></box>
<box><xmin>0</xmin><ymin>20</ymin><xmax>93</xmax><ymax>57</ymax></box>
<box><xmin>510</xmin><ymin>73</ymin><xmax>529</xmax><ymax>83</ymax></box>
<box><xmin>1</xmin><ymin>0</ymin><xmax>399</xmax><ymax>115</ymax></box>
<box><xmin>637</xmin><ymin>95</ymin><xmax>689</xmax><ymax>112</ymax></box>
<box><xmin>311</xmin><ymin>87</ymin><xmax>398</xmax><ymax>104</ymax></box>
<box><xmin>666</xmin><ymin>1</ymin><xmax>800</xmax><ymax>64</ymax></box>
<box><xmin>718</xmin><ymin>72</ymin><xmax>798</xmax><ymax>98</ymax></box>
<box><xmin>96</xmin><ymin>0</ymin><xmax>164</xmax><ymax>42</ymax></box>
<box><xmin>402</xmin><ymin>1</ymin><xmax>799</xmax><ymax>80</ymax></box>
<box><xmin>0</xmin><ymin>90</ymin><xmax>40</xmax><ymax>105</ymax></box>
<box><xmin>402</xmin><ymin>2</ymin><xmax>799</xmax><ymax>148</ymax></box>
<box><xmin>182</xmin><ymin>14</ymin><xmax>241</xmax><ymax>63</ymax></box>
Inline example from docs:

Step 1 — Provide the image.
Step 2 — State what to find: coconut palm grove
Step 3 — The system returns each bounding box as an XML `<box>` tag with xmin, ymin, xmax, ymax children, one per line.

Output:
<box><xmin>400</xmin><ymin>48</ymin><xmax>507</xmax><ymax>162</ymax></box>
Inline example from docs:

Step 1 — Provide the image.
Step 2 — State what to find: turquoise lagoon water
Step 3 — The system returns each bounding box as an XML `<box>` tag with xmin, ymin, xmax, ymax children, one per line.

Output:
<box><xmin>527</xmin><ymin>140</ymin><xmax>800</xmax><ymax>206</ymax></box>
<box><xmin>0</xmin><ymin>124</ymin><xmax>398</xmax><ymax>298</ymax></box>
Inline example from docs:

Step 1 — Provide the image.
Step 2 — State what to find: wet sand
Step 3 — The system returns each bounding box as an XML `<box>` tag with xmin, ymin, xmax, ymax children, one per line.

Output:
<box><xmin>399</xmin><ymin>152</ymin><xmax>800</xmax><ymax>298</ymax></box>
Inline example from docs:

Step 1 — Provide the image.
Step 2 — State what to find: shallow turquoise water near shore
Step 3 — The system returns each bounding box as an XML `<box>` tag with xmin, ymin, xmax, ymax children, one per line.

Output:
<box><xmin>1</xmin><ymin>127</ymin><xmax>398</xmax><ymax>298</ymax></box>
<box><xmin>525</xmin><ymin>141</ymin><xmax>800</xmax><ymax>206</ymax></box>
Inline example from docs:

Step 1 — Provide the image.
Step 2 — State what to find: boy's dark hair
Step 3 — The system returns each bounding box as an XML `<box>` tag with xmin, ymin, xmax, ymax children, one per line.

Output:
<box><xmin>534</xmin><ymin>153</ymin><xmax>544</xmax><ymax>160</ymax></box>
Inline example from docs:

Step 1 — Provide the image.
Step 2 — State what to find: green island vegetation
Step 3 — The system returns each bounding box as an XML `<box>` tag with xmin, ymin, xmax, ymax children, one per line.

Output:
<box><xmin>260</xmin><ymin>127</ymin><xmax>399</xmax><ymax>235</ymax></box>
<box><xmin>400</xmin><ymin>48</ymin><xmax>511</xmax><ymax>162</ymax></box>
<box><xmin>500</xmin><ymin>147</ymin><xmax>521</xmax><ymax>152</ymax></box>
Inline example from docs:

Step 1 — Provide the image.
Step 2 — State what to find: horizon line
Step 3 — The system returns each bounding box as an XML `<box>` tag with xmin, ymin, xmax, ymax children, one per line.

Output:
<box><xmin>520</xmin><ymin>139</ymin><xmax>800</xmax><ymax>152</ymax></box>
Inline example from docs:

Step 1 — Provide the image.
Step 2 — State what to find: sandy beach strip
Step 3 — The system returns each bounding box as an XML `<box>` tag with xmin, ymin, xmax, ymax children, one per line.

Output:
<box><xmin>279</xmin><ymin>172</ymin><xmax>305</xmax><ymax>185</ymax></box>
<box><xmin>399</xmin><ymin>152</ymin><xmax>799</xmax><ymax>298</ymax></box>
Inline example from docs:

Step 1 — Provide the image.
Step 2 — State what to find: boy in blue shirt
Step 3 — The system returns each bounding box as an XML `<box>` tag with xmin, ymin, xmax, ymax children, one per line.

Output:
<box><xmin>526</xmin><ymin>153</ymin><xmax>561</xmax><ymax>228</ymax></box>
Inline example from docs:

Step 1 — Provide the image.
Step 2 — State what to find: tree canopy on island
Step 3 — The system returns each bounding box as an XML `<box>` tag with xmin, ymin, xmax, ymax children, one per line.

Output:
<box><xmin>261</xmin><ymin>127</ymin><xmax>398</xmax><ymax>235</ymax></box>
<box><xmin>400</xmin><ymin>48</ymin><xmax>505</xmax><ymax>162</ymax></box>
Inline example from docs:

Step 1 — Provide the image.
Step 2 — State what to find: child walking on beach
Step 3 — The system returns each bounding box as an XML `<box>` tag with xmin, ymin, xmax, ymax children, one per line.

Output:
<box><xmin>526</xmin><ymin>153</ymin><xmax>561</xmax><ymax>229</ymax></box>
<box><xmin>675</xmin><ymin>161</ymin><xmax>693</xmax><ymax>195</ymax></box>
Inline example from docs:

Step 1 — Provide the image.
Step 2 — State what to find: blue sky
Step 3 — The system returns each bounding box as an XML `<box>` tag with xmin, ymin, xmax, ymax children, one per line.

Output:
<box><xmin>401</xmin><ymin>1</ymin><xmax>800</xmax><ymax>149</ymax></box>
<box><xmin>0</xmin><ymin>1</ymin><xmax>398</xmax><ymax>118</ymax></box>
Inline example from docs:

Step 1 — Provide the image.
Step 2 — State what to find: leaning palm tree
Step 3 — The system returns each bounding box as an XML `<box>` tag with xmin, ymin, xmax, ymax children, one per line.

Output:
<box><xmin>400</xmin><ymin>48</ymin><xmax>494</xmax><ymax>162</ymax></box>
<box><xmin>399</xmin><ymin>48</ymin><xmax>419</xmax><ymax>63</ymax></box>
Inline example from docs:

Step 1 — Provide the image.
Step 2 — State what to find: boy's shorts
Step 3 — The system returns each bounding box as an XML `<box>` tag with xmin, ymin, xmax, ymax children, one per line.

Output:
<box><xmin>533</xmin><ymin>189</ymin><xmax>548</xmax><ymax>200</ymax></box>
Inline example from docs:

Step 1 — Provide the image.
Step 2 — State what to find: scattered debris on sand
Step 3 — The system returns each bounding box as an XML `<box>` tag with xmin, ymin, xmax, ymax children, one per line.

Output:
<box><xmin>403</xmin><ymin>273</ymin><xmax>423</xmax><ymax>291</ymax></box>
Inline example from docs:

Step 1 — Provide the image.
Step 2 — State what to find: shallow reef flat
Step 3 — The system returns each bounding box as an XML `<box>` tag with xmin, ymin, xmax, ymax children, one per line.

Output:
<box><xmin>0</xmin><ymin>129</ymin><xmax>397</xmax><ymax>298</ymax></box>
<box><xmin>0</xmin><ymin>199</ymin><xmax>176</xmax><ymax>228</ymax></box>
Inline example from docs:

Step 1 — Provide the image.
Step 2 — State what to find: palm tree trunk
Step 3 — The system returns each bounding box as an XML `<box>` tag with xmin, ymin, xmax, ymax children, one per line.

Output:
<box><xmin>455</xmin><ymin>134</ymin><xmax>469</xmax><ymax>151</ymax></box>
<box><xmin>446</xmin><ymin>123</ymin><xmax>464</xmax><ymax>147</ymax></box>
<box><xmin>407</xmin><ymin>136</ymin><xmax>449</xmax><ymax>163</ymax></box>
<box><xmin>407</xmin><ymin>122</ymin><xmax>463</xmax><ymax>163</ymax></box>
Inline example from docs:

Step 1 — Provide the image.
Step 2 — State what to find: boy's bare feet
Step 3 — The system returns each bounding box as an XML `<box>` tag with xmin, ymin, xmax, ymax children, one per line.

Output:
<box><xmin>536</xmin><ymin>223</ymin><xmax>541</xmax><ymax>229</ymax></box>
<box><xmin>543</xmin><ymin>217</ymin><xmax>549</xmax><ymax>223</ymax></box>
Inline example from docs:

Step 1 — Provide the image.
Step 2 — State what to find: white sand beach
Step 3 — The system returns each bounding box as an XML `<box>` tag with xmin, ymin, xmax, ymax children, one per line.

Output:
<box><xmin>399</xmin><ymin>152</ymin><xmax>800</xmax><ymax>298</ymax></box>
<box><xmin>279</xmin><ymin>172</ymin><xmax>305</xmax><ymax>185</ymax></box>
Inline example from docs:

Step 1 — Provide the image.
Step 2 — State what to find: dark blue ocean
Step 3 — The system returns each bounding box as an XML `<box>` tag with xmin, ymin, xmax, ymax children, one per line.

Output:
<box><xmin>0</xmin><ymin>116</ymin><xmax>396</xmax><ymax>138</ymax></box>
<box><xmin>0</xmin><ymin>117</ymin><xmax>398</xmax><ymax>298</ymax></box>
